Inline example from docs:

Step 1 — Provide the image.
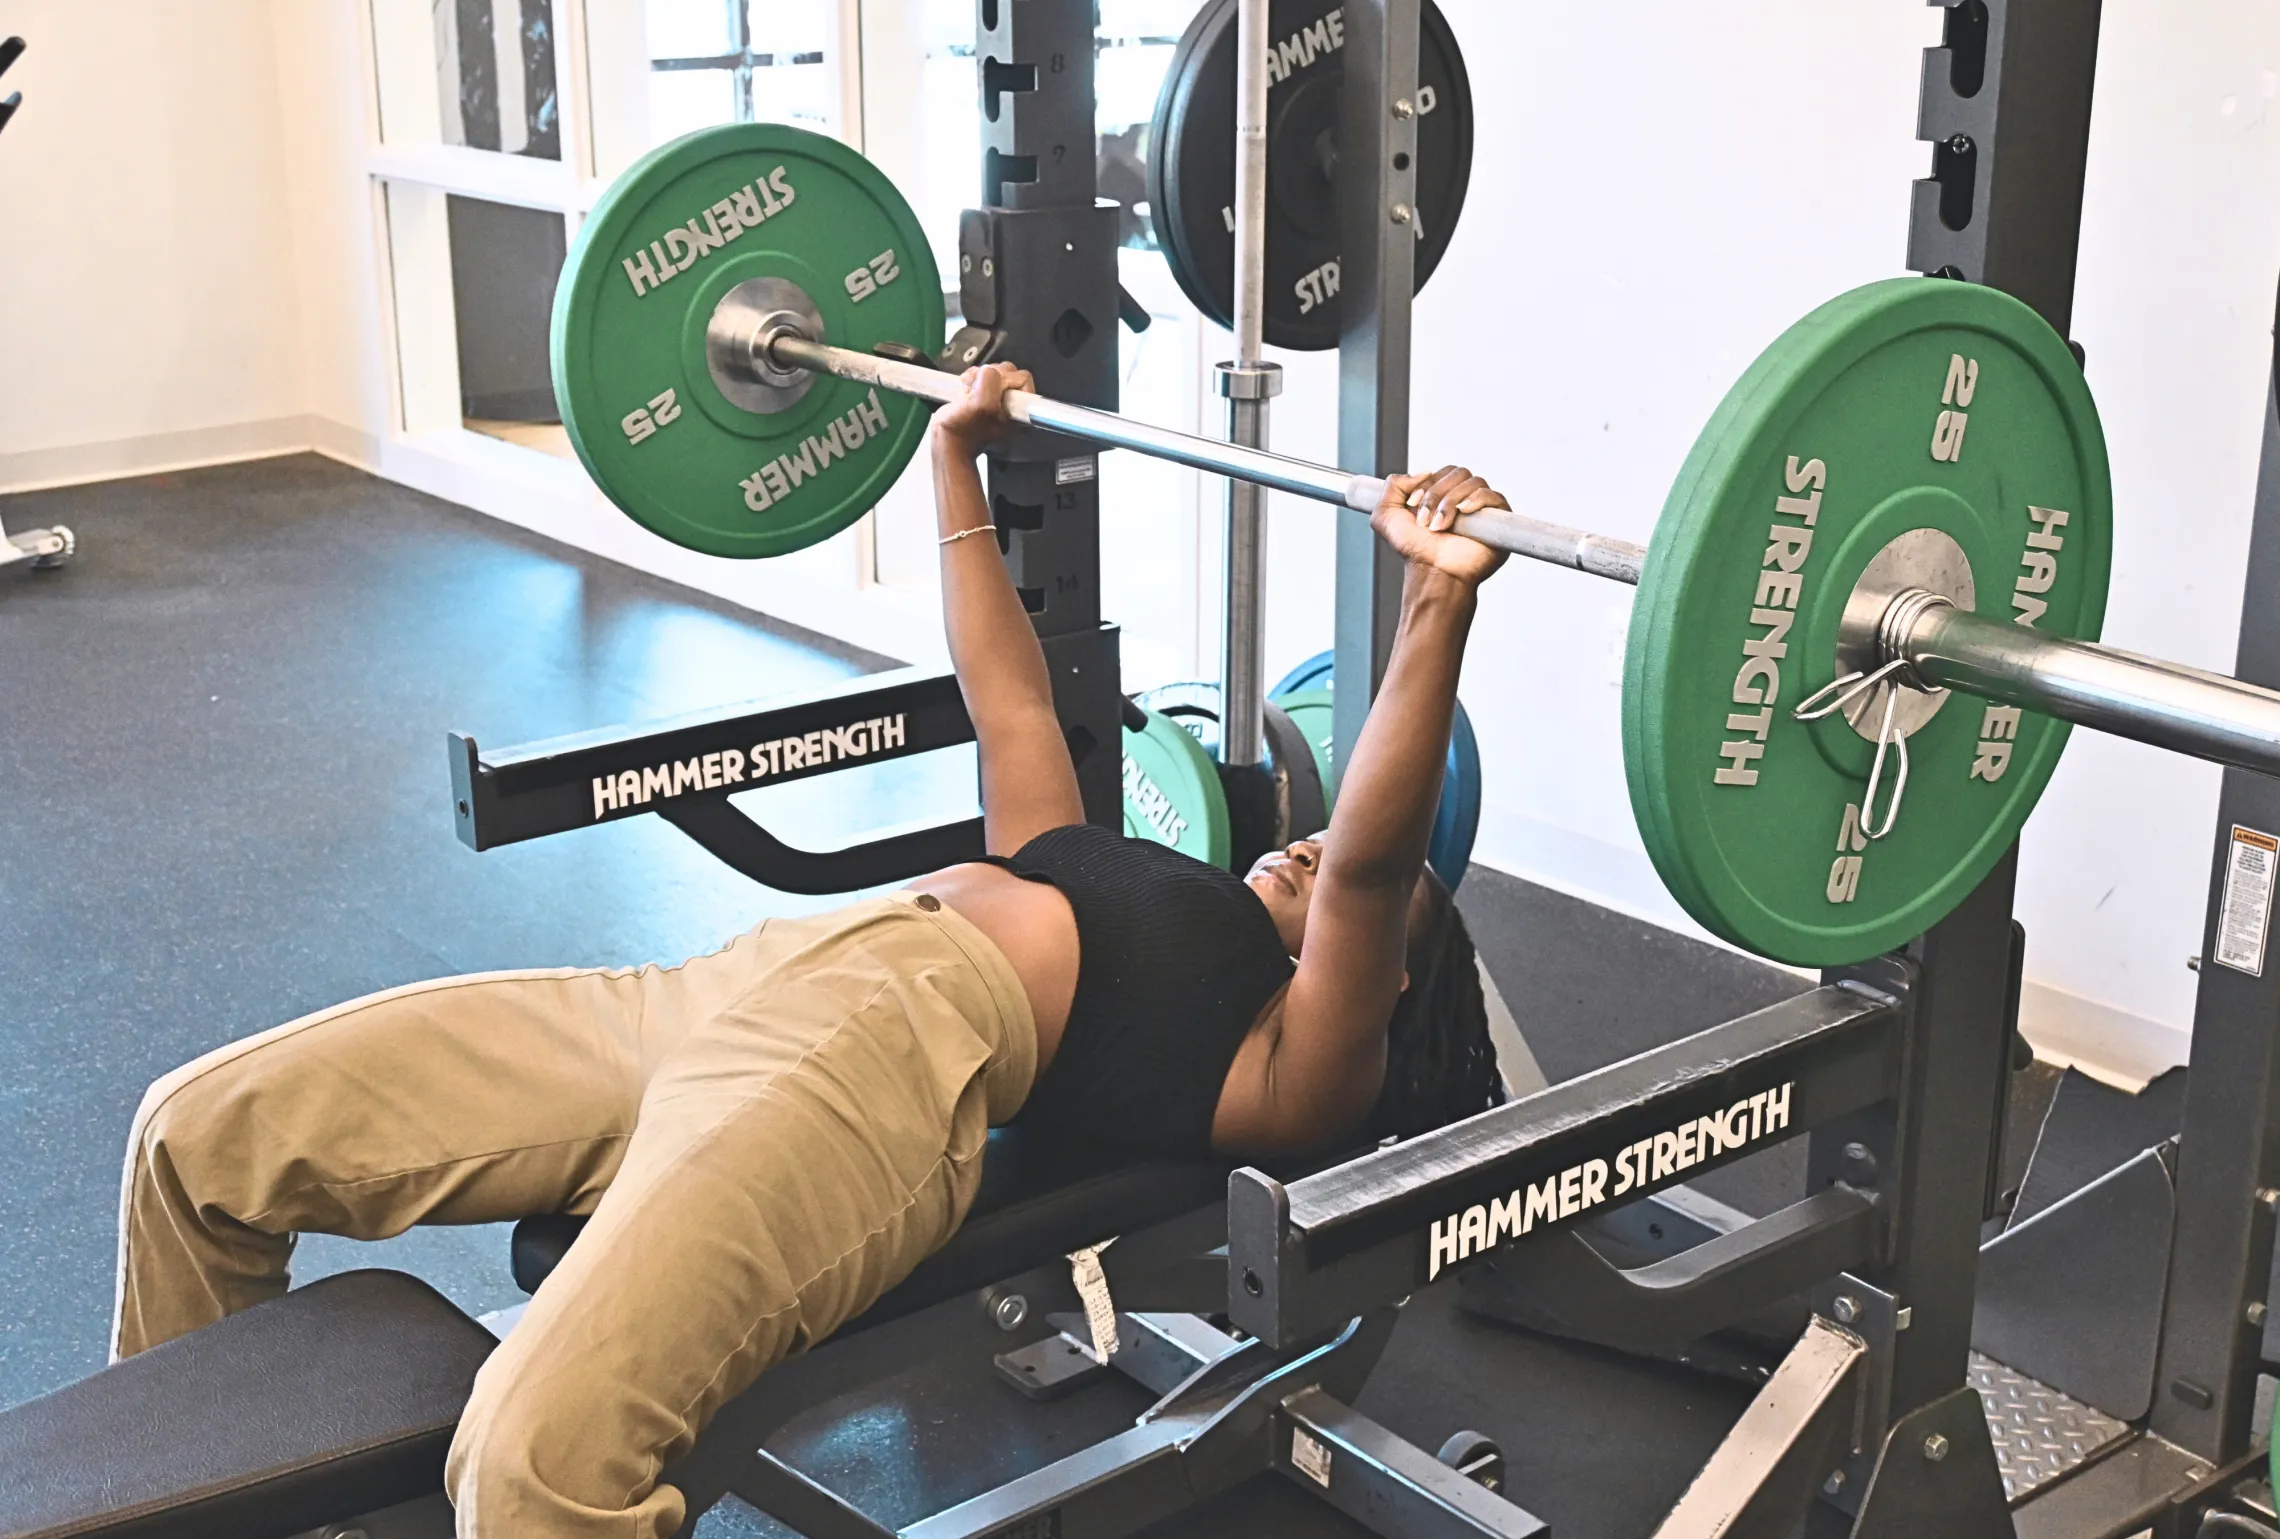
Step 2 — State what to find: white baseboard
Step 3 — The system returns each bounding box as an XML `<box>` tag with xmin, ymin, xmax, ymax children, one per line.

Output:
<box><xmin>2017</xmin><ymin>981</ymin><xmax>2191</xmax><ymax>1092</ymax></box>
<box><xmin>0</xmin><ymin>416</ymin><xmax>319</xmax><ymax>495</ymax></box>
<box><xmin>306</xmin><ymin>415</ymin><xmax>383</xmax><ymax>471</ymax></box>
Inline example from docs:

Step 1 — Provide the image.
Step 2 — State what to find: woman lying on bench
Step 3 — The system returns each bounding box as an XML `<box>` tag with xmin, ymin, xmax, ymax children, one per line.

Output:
<box><xmin>113</xmin><ymin>364</ymin><xmax>1512</xmax><ymax>1539</ymax></box>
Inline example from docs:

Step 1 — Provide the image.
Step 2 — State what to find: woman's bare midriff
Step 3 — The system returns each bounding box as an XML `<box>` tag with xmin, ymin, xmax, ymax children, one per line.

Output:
<box><xmin>905</xmin><ymin>863</ymin><xmax>1079</xmax><ymax>1073</ymax></box>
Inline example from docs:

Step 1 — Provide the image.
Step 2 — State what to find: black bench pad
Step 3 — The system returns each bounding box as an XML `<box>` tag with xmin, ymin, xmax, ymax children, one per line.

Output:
<box><xmin>514</xmin><ymin>1128</ymin><xmax>1231</xmax><ymax>1330</ymax></box>
<box><xmin>0</xmin><ymin>1270</ymin><xmax>495</xmax><ymax>1539</ymax></box>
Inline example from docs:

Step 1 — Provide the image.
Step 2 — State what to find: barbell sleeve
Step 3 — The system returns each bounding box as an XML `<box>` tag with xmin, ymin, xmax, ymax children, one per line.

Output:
<box><xmin>1898</xmin><ymin>603</ymin><xmax>2280</xmax><ymax>780</ymax></box>
<box><xmin>767</xmin><ymin>331</ymin><xmax>2280</xmax><ymax>778</ymax></box>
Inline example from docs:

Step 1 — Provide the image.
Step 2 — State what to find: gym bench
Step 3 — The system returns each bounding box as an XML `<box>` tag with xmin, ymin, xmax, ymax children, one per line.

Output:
<box><xmin>0</xmin><ymin>1127</ymin><xmax>1520</xmax><ymax>1539</ymax></box>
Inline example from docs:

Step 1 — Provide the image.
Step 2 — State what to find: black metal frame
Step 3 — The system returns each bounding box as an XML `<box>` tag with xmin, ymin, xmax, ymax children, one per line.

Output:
<box><xmin>451</xmin><ymin>667</ymin><xmax>970</xmax><ymax>848</ymax></box>
<box><xmin>1276</xmin><ymin>6</ymin><xmax>2107</xmax><ymax>1532</ymax></box>
<box><xmin>1228</xmin><ymin>974</ymin><xmax>1908</xmax><ymax>1351</ymax></box>
<box><xmin>951</xmin><ymin>0</ymin><xmax>1127</xmax><ymax>826</ymax></box>
<box><xmin>1903</xmin><ymin>3</ymin><xmax>2280</xmax><ymax>1533</ymax></box>
<box><xmin>2147</xmin><ymin>271</ymin><xmax>2280</xmax><ymax>1470</ymax></box>
<box><xmin>448</xmin><ymin>619</ymin><xmax>1120</xmax><ymax>893</ymax></box>
<box><xmin>1331</xmin><ymin>0</ymin><xmax>1421</xmax><ymax>771</ymax></box>
<box><xmin>648</xmin><ymin>1170</ymin><xmax>1560</xmax><ymax>1539</ymax></box>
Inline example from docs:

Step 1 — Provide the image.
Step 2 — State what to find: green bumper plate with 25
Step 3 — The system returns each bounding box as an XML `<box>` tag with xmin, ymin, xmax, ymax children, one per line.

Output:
<box><xmin>1624</xmin><ymin>278</ymin><xmax>2111</xmax><ymax>966</ymax></box>
<box><xmin>551</xmin><ymin>123</ymin><xmax>942</xmax><ymax>559</ymax></box>
<box><xmin>1123</xmin><ymin>705</ymin><xmax>1233</xmax><ymax>870</ymax></box>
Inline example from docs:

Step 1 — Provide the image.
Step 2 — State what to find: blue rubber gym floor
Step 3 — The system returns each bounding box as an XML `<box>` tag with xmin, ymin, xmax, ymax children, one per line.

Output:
<box><xmin>1</xmin><ymin>453</ymin><xmax>1856</xmax><ymax>1537</ymax></box>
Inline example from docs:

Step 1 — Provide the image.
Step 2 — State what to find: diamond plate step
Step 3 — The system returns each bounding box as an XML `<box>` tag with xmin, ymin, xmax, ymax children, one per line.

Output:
<box><xmin>1972</xmin><ymin>1351</ymin><xmax>2133</xmax><ymax>1503</ymax></box>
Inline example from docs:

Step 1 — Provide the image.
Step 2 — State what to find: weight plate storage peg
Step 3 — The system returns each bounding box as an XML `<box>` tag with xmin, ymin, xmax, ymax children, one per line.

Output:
<box><xmin>1123</xmin><ymin>704</ymin><xmax>1233</xmax><ymax>869</ymax></box>
<box><xmin>552</xmin><ymin>123</ymin><xmax>943</xmax><ymax>559</ymax></box>
<box><xmin>1147</xmin><ymin>0</ymin><xmax>1475</xmax><ymax>351</ymax></box>
<box><xmin>1624</xmin><ymin>278</ymin><xmax>2111</xmax><ymax>966</ymax></box>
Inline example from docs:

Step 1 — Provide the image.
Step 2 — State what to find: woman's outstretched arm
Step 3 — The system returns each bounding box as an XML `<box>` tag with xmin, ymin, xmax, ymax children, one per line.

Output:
<box><xmin>1226</xmin><ymin>467</ymin><xmax>1509</xmax><ymax>1151</ymax></box>
<box><xmin>932</xmin><ymin>364</ymin><xmax>1085</xmax><ymax>855</ymax></box>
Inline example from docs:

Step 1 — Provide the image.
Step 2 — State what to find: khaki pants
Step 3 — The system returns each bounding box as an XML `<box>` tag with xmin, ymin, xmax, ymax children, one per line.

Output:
<box><xmin>113</xmin><ymin>892</ymin><xmax>1036</xmax><ymax>1539</ymax></box>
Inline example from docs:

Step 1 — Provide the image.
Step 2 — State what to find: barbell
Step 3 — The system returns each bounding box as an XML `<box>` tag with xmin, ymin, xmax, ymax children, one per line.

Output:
<box><xmin>549</xmin><ymin>121</ymin><xmax>2280</xmax><ymax>966</ymax></box>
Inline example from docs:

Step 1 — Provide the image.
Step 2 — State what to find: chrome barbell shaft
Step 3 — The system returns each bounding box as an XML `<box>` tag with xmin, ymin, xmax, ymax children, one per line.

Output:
<box><xmin>765</xmin><ymin>334</ymin><xmax>1650</xmax><ymax>582</ymax></box>
<box><xmin>766</xmin><ymin>331</ymin><xmax>2280</xmax><ymax>778</ymax></box>
<box><xmin>1901</xmin><ymin>604</ymin><xmax>2280</xmax><ymax>779</ymax></box>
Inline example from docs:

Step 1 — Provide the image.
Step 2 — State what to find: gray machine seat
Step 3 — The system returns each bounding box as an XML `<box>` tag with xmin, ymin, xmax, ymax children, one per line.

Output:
<box><xmin>513</xmin><ymin>1126</ymin><xmax>1233</xmax><ymax>1331</ymax></box>
<box><xmin>0</xmin><ymin>1269</ymin><xmax>495</xmax><ymax>1539</ymax></box>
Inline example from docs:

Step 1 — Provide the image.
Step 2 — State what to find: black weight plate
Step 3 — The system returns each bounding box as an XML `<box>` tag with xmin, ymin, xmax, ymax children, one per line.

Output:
<box><xmin>1148</xmin><ymin>0</ymin><xmax>1474</xmax><ymax>351</ymax></box>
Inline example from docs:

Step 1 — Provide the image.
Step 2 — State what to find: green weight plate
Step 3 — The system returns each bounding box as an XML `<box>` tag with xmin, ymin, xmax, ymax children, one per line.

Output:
<box><xmin>1123</xmin><ymin>704</ymin><xmax>1231</xmax><ymax>868</ymax></box>
<box><xmin>1624</xmin><ymin>277</ymin><xmax>2111</xmax><ymax>966</ymax></box>
<box><xmin>552</xmin><ymin>123</ymin><xmax>942</xmax><ymax>559</ymax></box>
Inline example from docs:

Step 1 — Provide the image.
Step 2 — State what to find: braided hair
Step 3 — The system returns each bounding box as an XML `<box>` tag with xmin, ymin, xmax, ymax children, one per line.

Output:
<box><xmin>1366</xmin><ymin>866</ymin><xmax>1506</xmax><ymax>1141</ymax></box>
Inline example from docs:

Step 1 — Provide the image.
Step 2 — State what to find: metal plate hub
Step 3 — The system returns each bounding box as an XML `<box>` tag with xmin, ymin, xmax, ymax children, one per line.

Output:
<box><xmin>1835</xmin><ymin>527</ymin><xmax>1977</xmax><ymax>742</ymax></box>
<box><xmin>705</xmin><ymin>276</ymin><xmax>823</xmax><ymax>414</ymax></box>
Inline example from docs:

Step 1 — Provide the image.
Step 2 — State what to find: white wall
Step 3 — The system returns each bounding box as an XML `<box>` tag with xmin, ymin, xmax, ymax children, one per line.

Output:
<box><xmin>0</xmin><ymin>0</ymin><xmax>310</xmax><ymax>488</ymax></box>
<box><xmin>269</xmin><ymin>0</ymin><xmax>392</xmax><ymax>465</ymax></box>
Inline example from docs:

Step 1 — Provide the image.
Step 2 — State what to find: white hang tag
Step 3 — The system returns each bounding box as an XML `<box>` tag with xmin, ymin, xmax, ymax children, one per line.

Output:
<box><xmin>1068</xmin><ymin>1239</ymin><xmax>1119</xmax><ymax>1363</ymax></box>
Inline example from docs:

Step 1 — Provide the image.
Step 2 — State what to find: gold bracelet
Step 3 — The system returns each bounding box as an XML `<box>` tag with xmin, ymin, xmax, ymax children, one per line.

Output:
<box><xmin>938</xmin><ymin>524</ymin><xmax>998</xmax><ymax>547</ymax></box>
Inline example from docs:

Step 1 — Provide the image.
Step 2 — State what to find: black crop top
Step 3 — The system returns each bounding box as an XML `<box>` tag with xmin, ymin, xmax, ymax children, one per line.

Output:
<box><xmin>985</xmin><ymin>822</ymin><xmax>1294</xmax><ymax>1155</ymax></box>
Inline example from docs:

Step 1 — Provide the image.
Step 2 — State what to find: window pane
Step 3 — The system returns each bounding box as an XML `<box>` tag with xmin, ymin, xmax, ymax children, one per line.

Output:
<box><xmin>1099</xmin><ymin>0</ymin><xmax>1194</xmax><ymax>38</ymax></box>
<box><xmin>1098</xmin><ymin>310</ymin><xmax>1203</xmax><ymax>690</ymax></box>
<box><xmin>1096</xmin><ymin>42</ymin><xmax>1176</xmax><ymax>135</ymax></box>
<box><xmin>1100</xmin><ymin>2</ymin><xmax>1205</xmax><ymax>249</ymax></box>
<box><xmin>647</xmin><ymin>0</ymin><xmax>729</xmax><ymax>60</ymax></box>
<box><xmin>750</xmin><ymin>58</ymin><xmax>833</xmax><ymax>127</ymax></box>
<box><xmin>433</xmin><ymin>0</ymin><xmax>562</xmax><ymax>159</ymax></box>
<box><xmin>447</xmin><ymin>196</ymin><xmax>575</xmax><ymax>456</ymax></box>
<box><xmin>639</xmin><ymin>0</ymin><xmax>834</xmax><ymax>152</ymax></box>
<box><xmin>911</xmin><ymin>49</ymin><xmax>980</xmax><ymax>282</ymax></box>
<box><xmin>649</xmin><ymin>64</ymin><xmax>737</xmax><ymax>144</ymax></box>
<box><xmin>748</xmin><ymin>0</ymin><xmax>830</xmax><ymax>59</ymax></box>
